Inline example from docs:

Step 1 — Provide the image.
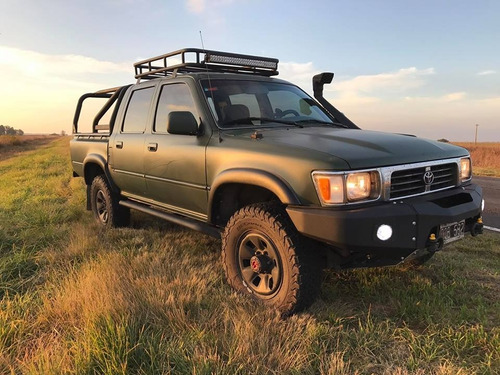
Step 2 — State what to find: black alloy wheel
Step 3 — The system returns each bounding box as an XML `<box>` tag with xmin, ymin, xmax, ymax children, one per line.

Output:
<box><xmin>237</xmin><ymin>232</ymin><xmax>282</xmax><ymax>297</ymax></box>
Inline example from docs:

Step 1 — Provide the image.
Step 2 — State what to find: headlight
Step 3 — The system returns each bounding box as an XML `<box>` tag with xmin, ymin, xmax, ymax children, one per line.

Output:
<box><xmin>346</xmin><ymin>172</ymin><xmax>371</xmax><ymax>201</ymax></box>
<box><xmin>460</xmin><ymin>157</ymin><xmax>472</xmax><ymax>182</ymax></box>
<box><xmin>312</xmin><ymin>170</ymin><xmax>380</xmax><ymax>205</ymax></box>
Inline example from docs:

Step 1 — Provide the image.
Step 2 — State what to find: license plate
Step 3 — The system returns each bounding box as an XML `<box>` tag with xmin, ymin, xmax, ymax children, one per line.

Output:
<box><xmin>439</xmin><ymin>220</ymin><xmax>465</xmax><ymax>244</ymax></box>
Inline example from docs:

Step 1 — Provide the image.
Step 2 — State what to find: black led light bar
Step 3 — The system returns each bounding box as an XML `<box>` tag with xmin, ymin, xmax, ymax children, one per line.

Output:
<box><xmin>134</xmin><ymin>48</ymin><xmax>279</xmax><ymax>80</ymax></box>
<box><xmin>205</xmin><ymin>52</ymin><xmax>278</xmax><ymax>70</ymax></box>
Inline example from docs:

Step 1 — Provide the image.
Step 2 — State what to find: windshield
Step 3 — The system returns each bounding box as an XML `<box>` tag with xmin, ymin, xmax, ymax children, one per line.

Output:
<box><xmin>201</xmin><ymin>79</ymin><xmax>337</xmax><ymax>128</ymax></box>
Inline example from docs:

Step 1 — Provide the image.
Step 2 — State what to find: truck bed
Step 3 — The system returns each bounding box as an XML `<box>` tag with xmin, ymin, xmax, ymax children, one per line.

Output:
<box><xmin>70</xmin><ymin>134</ymin><xmax>109</xmax><ymax>178</ymax></box>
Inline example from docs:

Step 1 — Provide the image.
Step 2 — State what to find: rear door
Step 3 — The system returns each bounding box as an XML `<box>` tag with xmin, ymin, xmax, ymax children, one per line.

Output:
<box><xmin>109</xmin><ymin>84</ymin><xmax>156</xmax><ymax>197</ymax></box>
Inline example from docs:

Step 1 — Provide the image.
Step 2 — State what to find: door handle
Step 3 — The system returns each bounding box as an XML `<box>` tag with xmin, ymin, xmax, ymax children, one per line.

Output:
<box><xmin>147</xmin><ymin>143</ymin><xmax>158</xmax><ymax>152</ymax></box>
<box><xmin>116</xmin><ymin>141</ymin><xmax>123</xmax><ymax>149</ymax></box>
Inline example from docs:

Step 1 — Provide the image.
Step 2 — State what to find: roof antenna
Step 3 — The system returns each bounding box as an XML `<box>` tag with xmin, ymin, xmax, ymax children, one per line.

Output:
<box><xmin>199</xmin><ymin>30</ymin><xmax>207</xmax><ymax>52</ymax></box>
<box><xmin>199</xmin><ymin>31</ymin><xmax>222</xmax><ymax>143</ymax></box>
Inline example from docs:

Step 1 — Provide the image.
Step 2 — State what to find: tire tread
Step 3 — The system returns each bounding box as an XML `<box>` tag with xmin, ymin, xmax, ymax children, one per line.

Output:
<box><xmin>222</xmin><ymin>202</ymin><xmax>321</xmax><ymax>316</ymax></box>
<box><xmin>90</xmin><ymin>175</ymin><xmax>130</xmax><ymax>228</ymax></box>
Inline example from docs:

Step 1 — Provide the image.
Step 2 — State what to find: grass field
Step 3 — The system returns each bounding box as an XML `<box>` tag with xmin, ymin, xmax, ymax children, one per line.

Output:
<box><xmin>0</xmin><ymin>137</ymin><xmax>499</xmax><ymax>374</ymax></box>
<box><xmin>454</xmin><ymin>142</ymin><xmax>500</xmax><ymax>177</ymax></box>
<box><xmin>0</xmin><ymin>134</ymin><xmax>60</xmax><ymax>161</ymax></box>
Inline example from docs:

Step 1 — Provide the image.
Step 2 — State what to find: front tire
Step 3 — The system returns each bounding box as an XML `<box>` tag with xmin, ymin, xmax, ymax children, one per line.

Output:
<box><xmin>222</xmin><ymin>203</ymin><xmax>322</xmax><ymax>316</ymax></box>
<box><xmin>90</xmin><ymin>175</ymin><xmax>130</xmax><ymax>227</ymax></box>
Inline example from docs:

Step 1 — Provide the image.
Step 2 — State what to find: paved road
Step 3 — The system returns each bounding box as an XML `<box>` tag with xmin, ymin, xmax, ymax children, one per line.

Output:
<box><xmin>473</xmin><ymin>176</ymin><xmax>500</xmax><ymax>230</ymax></box>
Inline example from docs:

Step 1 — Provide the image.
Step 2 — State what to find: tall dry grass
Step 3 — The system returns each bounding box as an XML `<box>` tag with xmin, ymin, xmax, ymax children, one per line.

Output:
<box><xmin>454</xmin><ymin>142</ymin><xmax>500</xmax><ymax>177</ymax></box>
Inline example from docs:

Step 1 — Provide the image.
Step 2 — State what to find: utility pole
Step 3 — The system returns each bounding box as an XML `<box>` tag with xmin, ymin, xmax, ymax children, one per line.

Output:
<box><xmin>475</xmin><ymin>124</ymin><xmax>479</xmax><ymax>144</ymax></box>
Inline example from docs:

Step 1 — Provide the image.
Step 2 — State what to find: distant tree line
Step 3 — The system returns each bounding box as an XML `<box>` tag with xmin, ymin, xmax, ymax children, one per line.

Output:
<box><xmin>0</xmin><ymin>125</ymin><xmax>24</xmax><ymax>136</ymax></box>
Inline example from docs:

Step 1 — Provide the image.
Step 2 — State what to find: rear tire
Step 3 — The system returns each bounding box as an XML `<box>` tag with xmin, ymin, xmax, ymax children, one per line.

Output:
<box><xmin>90</xmin><ymin>175</ymin><xmax>130</xmax><ymax>228</ymax></box>
<box><xmin>222</xmin><ymin>203</ymin><xmax>322</xmax><ymax>316</ymax></box>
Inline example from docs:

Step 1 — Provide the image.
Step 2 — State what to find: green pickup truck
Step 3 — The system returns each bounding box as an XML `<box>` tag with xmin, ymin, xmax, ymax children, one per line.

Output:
<box><xmin>70</xmin><ymin>48</ymin><xmax>484</xmax><ymax>315</ymax></box>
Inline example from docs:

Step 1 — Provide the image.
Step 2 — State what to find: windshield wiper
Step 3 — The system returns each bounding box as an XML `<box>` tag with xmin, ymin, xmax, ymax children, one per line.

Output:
<box><xmin>295</xmin><ymin>119</ymin><xmax>348</xmax><ymax>128</ymax></box>
<box><xmin>223</xmin><ymin>117</ymin><xmax>303</xmax><ymax>128</ymax></box>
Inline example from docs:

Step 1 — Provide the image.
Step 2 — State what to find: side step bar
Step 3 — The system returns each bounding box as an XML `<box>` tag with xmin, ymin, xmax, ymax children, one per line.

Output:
<box><xmin>119</xmin><ymin>200</ymin><xmax>221</xmax><ymax>239</ymax></box>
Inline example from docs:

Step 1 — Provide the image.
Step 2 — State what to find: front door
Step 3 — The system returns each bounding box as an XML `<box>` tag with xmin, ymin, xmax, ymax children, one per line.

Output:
<box><xmin>144</xmin><ymin>82</ymin><xmax>209</xmax><ymax>219</ymax></box>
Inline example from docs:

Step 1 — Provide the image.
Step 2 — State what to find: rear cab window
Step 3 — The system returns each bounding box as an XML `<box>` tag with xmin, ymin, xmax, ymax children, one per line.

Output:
<box><xmin>122</xmin><ymin>87</ymin><xmax>155</xmax><ymax>133</ymax></box>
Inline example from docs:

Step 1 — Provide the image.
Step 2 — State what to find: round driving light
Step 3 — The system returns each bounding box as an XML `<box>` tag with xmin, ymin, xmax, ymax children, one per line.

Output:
<box><xmin>377</xmin><ymin>224</ymin><xmax>393</xmax><ymax>241</ymax></box>
<box><xmin>481</xmin><ymin>199</ymin><xmax>485</xmax><ymax>212</ymax></box>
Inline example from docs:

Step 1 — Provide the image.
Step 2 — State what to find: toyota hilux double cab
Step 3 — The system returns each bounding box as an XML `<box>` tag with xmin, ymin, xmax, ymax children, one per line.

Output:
<box><xmin>70</xmin><ymin>48</ymin><xmax>484</xmax><ymax>315</ymax></box>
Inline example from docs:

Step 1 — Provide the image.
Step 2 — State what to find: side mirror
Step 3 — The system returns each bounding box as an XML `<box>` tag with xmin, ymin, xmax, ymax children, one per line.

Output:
<box><xmin>312</xmin><ymin>72</ymin><xmax>334</xmax><ymax>98</ymax></box>
<box><xmin>167</xmin><ymin>111</ymin><xmax>199</xmax><ymax>135</ymax></box>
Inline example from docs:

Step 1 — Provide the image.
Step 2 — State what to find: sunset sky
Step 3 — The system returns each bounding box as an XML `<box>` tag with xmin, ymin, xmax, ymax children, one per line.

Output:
<box><xmin>0</xmin><ymin>0</ymin><xmax>498</xmax><ymax>141</ymax></box>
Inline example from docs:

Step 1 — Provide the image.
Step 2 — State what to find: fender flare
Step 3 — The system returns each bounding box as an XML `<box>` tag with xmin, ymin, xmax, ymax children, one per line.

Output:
<box><xmin>83</xmin><ymin>154</ymin><xmax>118</xmax><ymax>192</ymax></box>
<box><xmin>208</xmin><ymin>168</ymin><xmax>301</xmax><ymax>221</ymax></box>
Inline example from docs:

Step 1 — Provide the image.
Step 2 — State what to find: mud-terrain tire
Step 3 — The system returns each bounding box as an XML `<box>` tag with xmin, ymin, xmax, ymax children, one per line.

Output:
<box><xmin>222</xmin><ymin>203</ymin><xmax>322</xmax><ymax>316</ymax></box>
<box><xmin>90</xmin><ymin>175</ymin><xmax>130</xmax><ymax>228</ymax></box>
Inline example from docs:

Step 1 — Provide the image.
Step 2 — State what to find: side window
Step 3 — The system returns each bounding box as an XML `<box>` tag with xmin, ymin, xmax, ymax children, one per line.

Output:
<box><xmin>122</xmin><ymin>87</ymin><xmax>155</xmax><ymax>133</ymax></box>
<box><xmin>154</xmin><ymin>83</ymin><xmax>198</xmax><ymax>133</ymax></box>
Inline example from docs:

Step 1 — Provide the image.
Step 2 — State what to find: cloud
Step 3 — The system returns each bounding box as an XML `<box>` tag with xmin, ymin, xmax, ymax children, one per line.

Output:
<box><xmin>313</xmin><ymin>66</ymin><xmax>499</xmax><ymax>141</ymax></box>
<box><xmin>317</xmin><ymin>66</ymin><xmax>436</xmax><ymax>109</ymax></box>
<box><xmin>404</xmin><ymin>92</ymin><xmax>467</xmax><ymax>103</ymax></box>
<box><xmin>186</xmin><ymin>0</ymin><xmax>238</xmax><ymax>14</ymax></box>
<box><xmin>280</xmin><ymin>62</ymin><xmax>318</xmax><ymax>79</ymax></box>
<box><xmin>476</xmin><ymin>96</ymin><xmax>500</xmax><ymax>105</ymax></box>
<box><xmin>0</xmin><ymin>46</ymin><xmax>130</xmax><ymax>85</ymax></box>
<box><xmin>441</xmin><ymin>92</ymin><xmax>466</xmax><ymax>102</ymax></box>
<box><xmin>187</xmin><ymin>0</ymin><xmax>205</xmax><ymax>13</ymax></box>
<box><xmin>0</xmin><ymin>47</ymin><xmax>133</xmax><ymax>134</ymax></box>
<box><xmin>277</xmin><ymin>64</ymin><xmax>441</xmax><ymax>108</ymax></box>
<box><xmin>477</xmin><ymin>70</ymin><xmax>497</xmax><ymax>76</ymax></box>
<box><xmin>332</xmin><ymin>94</ymin><xmax>499</xmax><ymax>141</ymax></box>
<box><xmin>331</xmin><ymin>67</ymin><xmax>435</xmax><ymax>95</ymax></box>
<box><xmin>278</xmin><ymin>61</ymin><xmax>319</xmax><ymax>92</ymax></box>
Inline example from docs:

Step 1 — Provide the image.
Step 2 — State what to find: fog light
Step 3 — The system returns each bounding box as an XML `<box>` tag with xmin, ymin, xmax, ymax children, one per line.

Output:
<box><xmin>377</xmin><ymin>224</ymin><xmax>393</xmax><ymax>241</ymax></box>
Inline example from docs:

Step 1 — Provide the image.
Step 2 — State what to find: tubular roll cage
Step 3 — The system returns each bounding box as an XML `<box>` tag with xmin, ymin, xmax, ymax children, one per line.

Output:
<box><xmin>134</xmin><ymin>48</ymin><xmax>279</xmax><ymax>81</ymax></box>
<box><xmin>73</xmin><ymin>85</ymin><xmax>130</xmax><ymax>134</ymax></box>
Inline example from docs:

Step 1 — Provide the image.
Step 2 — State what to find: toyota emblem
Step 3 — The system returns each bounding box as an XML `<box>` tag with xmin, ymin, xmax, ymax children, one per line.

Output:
<box><xmin>423</xmin><ymin>171</ymin><xmax>434</xmax><ymax>185</ymax></box>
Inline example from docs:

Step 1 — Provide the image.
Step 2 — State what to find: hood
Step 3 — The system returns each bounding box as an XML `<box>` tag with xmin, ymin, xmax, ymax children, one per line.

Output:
<box><xmin>224</xmin><ymin>126</ymin><xmax>468</xmax><ymax>169</ymax></box>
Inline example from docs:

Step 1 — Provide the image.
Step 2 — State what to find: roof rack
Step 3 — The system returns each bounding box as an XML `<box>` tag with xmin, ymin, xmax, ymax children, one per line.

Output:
<box><xmin>134</xmin><ymin>48</ymin><xmax>279</xmax><ymax>80</ymax></box>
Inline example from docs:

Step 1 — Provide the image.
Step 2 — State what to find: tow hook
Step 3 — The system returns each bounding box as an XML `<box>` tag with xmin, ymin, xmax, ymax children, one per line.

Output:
<box><xmin>427</xmin><ymin>233</ymin><xmax>443</xmax><ymax>253</ymax></box>
<box><xmin>471</xmin><ymin>217</ymin><xmax>484</xmax><ymax>237</ymax></box>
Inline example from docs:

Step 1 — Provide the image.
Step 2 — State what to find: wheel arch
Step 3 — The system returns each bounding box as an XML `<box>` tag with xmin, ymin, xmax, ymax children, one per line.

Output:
<box><xmin>208</xmin><ymin>168</ymin><xmax>301</xmax><ymax>226</ymax></box>
<box><xmin>83</xmin><ymin>154</ymin><xmax>117</xmax><ymax>191</ymax></box>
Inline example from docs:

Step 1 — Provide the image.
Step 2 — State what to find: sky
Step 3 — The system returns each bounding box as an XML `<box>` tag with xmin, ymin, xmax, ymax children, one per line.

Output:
<box><xmin>0</xmin><ymin>0</ymin><xmax>498</xmax><ymax>141</ymax></box>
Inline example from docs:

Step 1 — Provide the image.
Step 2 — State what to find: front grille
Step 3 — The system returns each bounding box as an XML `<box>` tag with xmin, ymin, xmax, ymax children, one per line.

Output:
<box><xmin>390</xmin><ymin>163</ymin><xmax>458</xmax><ymax>199</ymax></box>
